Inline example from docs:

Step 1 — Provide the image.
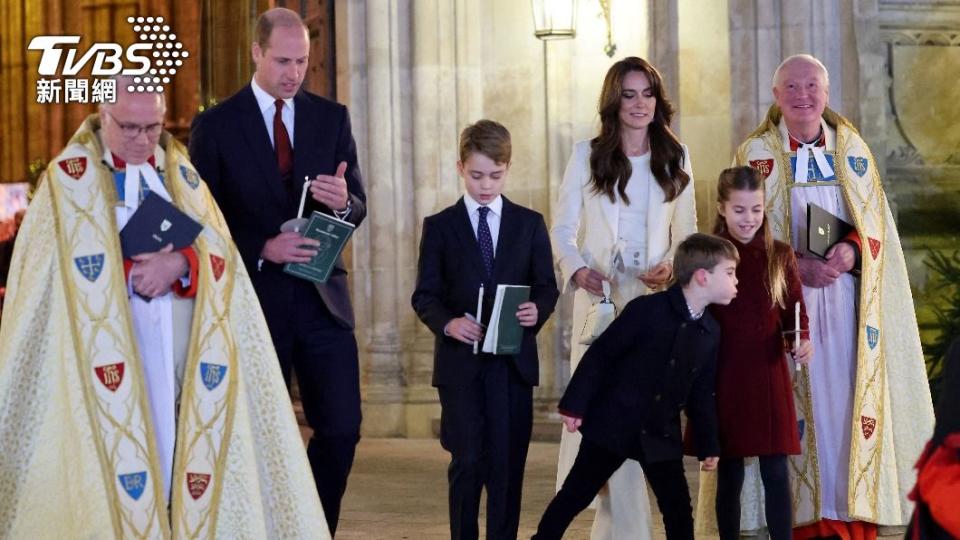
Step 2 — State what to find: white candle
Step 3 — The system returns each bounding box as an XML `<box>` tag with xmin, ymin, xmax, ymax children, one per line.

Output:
<box><xmin>794</xmin><ymin>301</ymin><xmax>801</xmax><ymax>371</ymax></box>
<box><xmin>297</xmin><ymin>176</ymin><xmax>311</xmax><ymax>220</ymax></box>
<box><xmin>474</xmin><ymin>285</ymin><xmax>484</xmax><ymax>355</ymax></box>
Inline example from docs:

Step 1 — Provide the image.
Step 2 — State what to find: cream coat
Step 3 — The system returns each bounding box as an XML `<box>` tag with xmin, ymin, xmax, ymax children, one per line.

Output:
<box><xmin>552</xmin><ymin>140</ymin><xmax>697</xmax><ymax>294</ymax></box>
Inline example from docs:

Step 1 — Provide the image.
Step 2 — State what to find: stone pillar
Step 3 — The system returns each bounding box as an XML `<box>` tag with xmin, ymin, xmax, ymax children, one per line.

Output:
<box><xmin>852</xmin><ymin>0</ymin><xmax>886</xmax><ymax>171</ymax></box>
<box><xmin>678</xmin><ymin>0</ymin><xmax>733</xmax><ymax>226</ymax></box>
<box><xmin>540</xmin><ymin>38</ymin><xmax>574</xmax><ymax>410</ymax></box>
<box><xmin>648</xmin><ymin>0</ymin><xmax>681</xmax><ymax>134</ymax></box>
<box><xmin>344</xmin><ymin>0</ymin><xmax>410</xmax><ymax>437</ymax></box>
<box><xmin>405</xmin><ymin>0</ymin><xmax>462</xmax><ymax>438</ymax></box>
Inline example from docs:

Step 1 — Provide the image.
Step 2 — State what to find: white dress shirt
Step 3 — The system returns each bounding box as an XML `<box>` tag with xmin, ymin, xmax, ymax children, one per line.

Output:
<box><xmin>251</xmin><ymin>77</ymin><xmax>294</xmax><ymax>149</ymax></box>
<box><xmin>463</xmin><ymin>194</ymin><xmax>502</xmax><ymax>251</ymax></box>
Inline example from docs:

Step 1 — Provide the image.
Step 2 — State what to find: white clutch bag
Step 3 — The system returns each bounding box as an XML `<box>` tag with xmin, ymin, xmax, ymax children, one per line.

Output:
<box><xmin>579</xmin><ymin>280</ymin><xmax>617</xmax><ymax>345</ymax></box>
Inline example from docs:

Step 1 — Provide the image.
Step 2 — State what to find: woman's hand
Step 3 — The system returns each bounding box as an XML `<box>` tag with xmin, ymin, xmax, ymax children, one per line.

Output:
<box><xmin>573</xmin><ymin>267</ymin><xmax>607</xmax><ymax>297</ymax></box>
<box><xmin>638</xmin><ymin>261</ymin><xmax>672</xmax><ymax>289</ymax></box>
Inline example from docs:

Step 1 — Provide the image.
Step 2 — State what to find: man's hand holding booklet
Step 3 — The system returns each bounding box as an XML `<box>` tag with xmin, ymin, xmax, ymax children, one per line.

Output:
<box><xmin>120</xmin><ymin>192</ymin><xmax>203</xmax><ymax>301</ymax></box>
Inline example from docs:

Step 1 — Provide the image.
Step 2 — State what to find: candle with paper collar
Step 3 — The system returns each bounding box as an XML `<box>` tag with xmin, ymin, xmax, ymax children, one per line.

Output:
<box><xmin>474</xmin><ymin>285</ymin><xmax>483</xmax><ymax>355</ymax></box>
<box><xmin>296</xmin><ymin>176</ymin><xmax>310</xmax><ymax>226</ymax></box>
<box><xmin>794</xmin><ymin>301</ymin><xmax>801</xmax><ymax>372</ymax></box>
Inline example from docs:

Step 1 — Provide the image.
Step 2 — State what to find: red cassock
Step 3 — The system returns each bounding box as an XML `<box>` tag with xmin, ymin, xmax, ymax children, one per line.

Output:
<box><xmin>709</xmin><ymin>231</ymin><xmax>807</xmax><ymax>457</ymax></box>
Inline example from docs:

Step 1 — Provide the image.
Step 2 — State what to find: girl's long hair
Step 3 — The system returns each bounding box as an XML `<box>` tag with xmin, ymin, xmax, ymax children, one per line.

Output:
<box><xmin>589</xmin><ymin>56</ymin><xmax>689</xmax><ymax>204</ymax></box>
<box><xmin>713</xmin><ymin>166</ymin><xmax>789</xmax><ymax>309</ymax></box>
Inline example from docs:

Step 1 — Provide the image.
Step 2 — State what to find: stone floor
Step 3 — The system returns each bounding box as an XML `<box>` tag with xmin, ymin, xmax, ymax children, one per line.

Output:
<box><xmin>332</xmin><ymin>437</ymin><xmax>708</xmax><ymax>540</ymax></box>
<box><xmin>307</xmin><ymin>435</ymin><xmax>906</xmax><ymax>540</ymax></box>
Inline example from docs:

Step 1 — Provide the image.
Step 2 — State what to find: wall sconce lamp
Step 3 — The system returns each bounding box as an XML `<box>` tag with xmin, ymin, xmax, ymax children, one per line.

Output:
<box><xmin>531</xmin><ymin>0</ymin><xmax>578</xmax><ymax>40</ymax></box>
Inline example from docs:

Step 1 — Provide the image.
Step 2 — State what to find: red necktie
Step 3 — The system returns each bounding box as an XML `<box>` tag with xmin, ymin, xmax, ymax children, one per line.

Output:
<box><xmin>274</xmin><ymin>99</ymin><xmax>293</xmax><ymax>177</ymax></box>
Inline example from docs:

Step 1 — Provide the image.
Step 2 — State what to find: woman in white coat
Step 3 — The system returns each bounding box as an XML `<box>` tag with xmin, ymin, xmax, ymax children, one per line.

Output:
<box><xmin>552</xmin><ymin>56</ymin><xmax>698</xmax><ymax>539</ymax></box>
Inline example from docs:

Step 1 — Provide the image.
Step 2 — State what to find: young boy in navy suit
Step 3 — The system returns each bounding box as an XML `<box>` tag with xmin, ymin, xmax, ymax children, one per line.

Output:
<box><xmin>412</xmin><ymin>120</ymin><xmax>559</xmax><ymax>540</ymax></box>
<box><xmin>533</xmin><ymin>233</ymin><xmax>740</xmax><ymax>540</ymax></box>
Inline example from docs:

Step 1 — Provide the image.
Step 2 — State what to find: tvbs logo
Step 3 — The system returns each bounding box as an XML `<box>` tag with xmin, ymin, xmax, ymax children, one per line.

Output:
<box><xmin>28</xmin><ymin>16</ymin><xmax>188</xmax><ymax>97</ymax></box>
<box><xmin>27</xmin><ymin>36</ymin><xmax>153</xmax><ymax>77</ymax></box>
<box><xmin>29</xmin><ymin>35</ymin><xmax>151</xmax><ymax>76</ymax></box>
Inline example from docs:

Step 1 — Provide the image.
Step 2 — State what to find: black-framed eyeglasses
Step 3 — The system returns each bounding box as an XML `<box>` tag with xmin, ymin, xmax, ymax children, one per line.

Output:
<box><xmin>105</xmin><ymin>110</ymin><xmax>163</xmax><ymax>139</ymax></box>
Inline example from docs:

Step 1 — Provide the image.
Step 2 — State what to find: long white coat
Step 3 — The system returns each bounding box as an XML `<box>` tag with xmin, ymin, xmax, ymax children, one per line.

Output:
<box><xmin>551</xmin><ymin>138</ymin><xmax>697</xmax><ymax>538</ymax></box>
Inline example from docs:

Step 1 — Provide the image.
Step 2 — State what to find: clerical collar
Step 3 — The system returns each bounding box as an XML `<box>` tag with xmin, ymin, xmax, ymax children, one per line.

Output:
<box><xmin>109</xmin><ymin>153</ymin><xmax>157</xmax><ymax>170</ymax></box>
<box><xmin>788</xmin><ymin>128</ymin><xmax>825</xmax><ymax>151</ymax></box>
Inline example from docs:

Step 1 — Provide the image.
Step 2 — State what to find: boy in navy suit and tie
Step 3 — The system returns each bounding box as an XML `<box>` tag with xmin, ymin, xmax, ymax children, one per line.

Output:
<box><xmin>412</xmin><ymin>120</ymin><xmax>559</xmax><ymax>540</ymax></box>
<box><xmin>533</xmin><ymin>233</ymin><xmax>740</xmax><ymax>540</ymax></box>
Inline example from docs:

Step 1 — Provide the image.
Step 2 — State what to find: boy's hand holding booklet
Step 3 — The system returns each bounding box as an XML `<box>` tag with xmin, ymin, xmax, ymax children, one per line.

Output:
<box><xmin>481</xmin><ymin>285</ymin><xmax>531</xmax><ymax>355</ymax></box>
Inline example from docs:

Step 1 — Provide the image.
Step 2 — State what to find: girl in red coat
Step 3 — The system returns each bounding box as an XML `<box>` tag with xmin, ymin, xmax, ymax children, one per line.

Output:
<box><xmin>711</xmin><ymin>166</ymin><xmax>813</xmax><ymax>540</ymax></box>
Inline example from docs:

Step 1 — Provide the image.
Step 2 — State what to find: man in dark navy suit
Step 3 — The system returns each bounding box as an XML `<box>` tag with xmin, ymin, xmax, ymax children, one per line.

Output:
<box><xmin>412</xmin><ymin>120</ymin><xmax>559</xmax><ymax>540</ymax></box>
<box><xmin>188</xmin><ymin>7</ymin><xmax>364</xmax><ymax>535</ymax></box>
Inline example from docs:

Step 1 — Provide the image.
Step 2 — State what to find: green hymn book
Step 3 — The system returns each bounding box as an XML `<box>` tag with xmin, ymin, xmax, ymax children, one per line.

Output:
<box><xmin>283</xmin><ymin>211</ymin><xmax>355</xmax><ymax>283</ymax></box>
<box><xmin>481</xmin><ymin>285</ymin><xmax>531</xmax><ymax>355</ymax></box>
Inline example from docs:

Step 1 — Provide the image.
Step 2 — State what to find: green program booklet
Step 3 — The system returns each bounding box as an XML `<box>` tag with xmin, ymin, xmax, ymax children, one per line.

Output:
<box><xmin>283</xmin><ymin>211</ymin><xmax>355</xmax><ymax>283</ymax></box>
<box><xmin>481</xmin><ymin>285</ymin><xmax>531</xmax><ymax>355</ymax></box>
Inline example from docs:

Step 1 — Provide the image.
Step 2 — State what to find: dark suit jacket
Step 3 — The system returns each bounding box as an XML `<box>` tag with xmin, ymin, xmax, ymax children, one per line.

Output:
<box><xmin>188</xmin><ymin>85</ymin><xmax>366</xmax><ymax>329</ymax></box>
<box><xmin>559</xmin><ymin>285</ymin><xmax>721</xmax><ymax>462</ymax></box>
<box><xmin>411</xmin><ymin>197</ymin><xmax>559</xmax><ymax>387</ymax></box>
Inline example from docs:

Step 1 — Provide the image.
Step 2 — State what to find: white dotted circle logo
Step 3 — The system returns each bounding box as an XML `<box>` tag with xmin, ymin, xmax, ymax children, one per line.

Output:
<box><xmin>125</xmin><ymin>16</ymin><xmax>189</xmax><ymax>93</ymax></box>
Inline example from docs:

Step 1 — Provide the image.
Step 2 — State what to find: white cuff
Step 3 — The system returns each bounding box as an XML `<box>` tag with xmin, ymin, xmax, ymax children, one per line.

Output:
<box><xmin>334</xmin><ymin>199</ymin><xmax>352</xmax><ymax>220</ymax></box>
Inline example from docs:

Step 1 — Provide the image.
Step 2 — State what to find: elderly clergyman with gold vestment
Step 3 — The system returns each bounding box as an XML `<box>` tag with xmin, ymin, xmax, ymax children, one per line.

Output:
<box><xmin>723</xmin><ymin>54</ymin><xmax>934</xmax><ymax>539</ymax></box>
<box><xmin>0</xmin><ymin>81</ymin><xmax>329</xmax><ymax>539</ymax></box>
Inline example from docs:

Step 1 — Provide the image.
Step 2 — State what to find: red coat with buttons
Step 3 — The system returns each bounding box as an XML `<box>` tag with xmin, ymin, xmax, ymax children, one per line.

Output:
<box><xmin>710</xmin><ymin>231</ymin><xmax>807</xmax><ymax>457</ymax></box>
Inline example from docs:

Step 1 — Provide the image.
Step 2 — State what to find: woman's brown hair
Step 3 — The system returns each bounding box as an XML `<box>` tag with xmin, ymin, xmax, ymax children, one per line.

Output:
<box><xmin>713</xmin><ymin>166</ymin><xmax>790</xmax><ymax>309</ymax></box>
<box><xmin>589</xmin><ymin>56</ymin><xmax>690</xmax><ymax>204</ymax></box>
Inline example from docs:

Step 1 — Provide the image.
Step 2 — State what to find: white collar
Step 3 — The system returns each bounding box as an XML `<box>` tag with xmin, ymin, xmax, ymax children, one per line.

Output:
<box><xmin>251</xmin><ymin>77</ymin><xmax>294</xmax><ymax>114</ymax></box>
<box><xmin>778</xmin><ymin>117</ymin><xmax>836</xmax><ymax>152</ymax></box>
<box><xmin>102</xmin><ymin>144</ymin><xmax>170</xmax><ymax>208</ymax></box>
<box><xmin>779</xmin><ymin>117</ymin><xmax>835</xmax><ymax>182</ymax></box>
<box><xmin>464</xmin><ymin>194</ymin><xmax>503</xmax><ymax>217</ymax></box>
